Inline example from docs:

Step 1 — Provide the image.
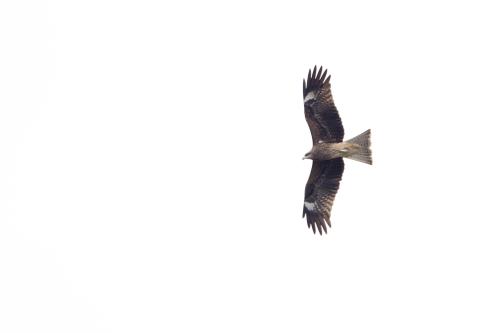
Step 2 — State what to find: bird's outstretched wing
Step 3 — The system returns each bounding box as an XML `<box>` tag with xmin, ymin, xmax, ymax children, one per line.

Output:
<box><xmin>303</xmin><ymin>159</ymin><xmax>344</xmax><ymax>235</ymax></box>
<box><xmin>303</xmin><ymin>66</ymin><xmax>344</xmax><ymax>144</ymax></box>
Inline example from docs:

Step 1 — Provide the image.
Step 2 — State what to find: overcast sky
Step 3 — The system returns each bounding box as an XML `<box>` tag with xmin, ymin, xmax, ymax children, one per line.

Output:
<box><xmin>2</xmin><ymin>0</ymin><xmax>500</xmax><ymax>332</ymax></box>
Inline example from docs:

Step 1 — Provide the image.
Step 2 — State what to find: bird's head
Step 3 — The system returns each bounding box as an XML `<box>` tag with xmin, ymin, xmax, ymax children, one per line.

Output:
<box><xmin>302</xmin><ymin>150</ymin><xmax>313</xmax><ymax>160</ymax></box>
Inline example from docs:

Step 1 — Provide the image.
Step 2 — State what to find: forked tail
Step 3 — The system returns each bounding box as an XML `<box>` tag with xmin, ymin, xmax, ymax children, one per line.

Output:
<box><xmin>346</xmin><ymin>129</ymin><xmax>372</xmax><ymax>165</ymax></box>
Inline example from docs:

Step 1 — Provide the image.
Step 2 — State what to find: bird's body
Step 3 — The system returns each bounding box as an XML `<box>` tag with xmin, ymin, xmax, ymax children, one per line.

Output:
<box><xmin>306</xmin><ymin>141</ymin><xmax>364</xmax><ymax>160</ymax></box>
<box><xmin>301</xmin><ymin>66</ymin><xmax>372</xmax><ymax>235</ymax></box>
<box><xmin>304</xmin><ymin>129</ymin><xmax>372</xmax><ymax>164</ymax></box>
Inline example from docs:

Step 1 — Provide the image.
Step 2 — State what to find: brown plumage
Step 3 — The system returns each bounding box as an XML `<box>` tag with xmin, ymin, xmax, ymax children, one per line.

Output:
<box><xmin>302</xmin><ymin>66</ymin><xmax>372</xmax><ymax>235</ymax></box>
<box><xmin>303</xmin><ymin>66</ymin><xmax>344</xmax><ymax>144</ymax></box>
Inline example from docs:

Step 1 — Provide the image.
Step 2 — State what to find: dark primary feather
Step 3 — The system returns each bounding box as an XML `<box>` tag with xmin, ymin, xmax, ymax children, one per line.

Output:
<box><xmin>303</xmin><ymin>159</ymin><xmax>344</xmax><ymax>235</ymax></box>
<box><xmin>303</xmin><ymin>65</ymin><xmax>344</xmax><ymax>144</ymax></box>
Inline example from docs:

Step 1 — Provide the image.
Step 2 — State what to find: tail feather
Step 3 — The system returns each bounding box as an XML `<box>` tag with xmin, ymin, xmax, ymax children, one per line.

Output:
<box><xmin>346</xmin><ymin>129</ymin><xmax>372</xmax><ymax>165</ymax></box>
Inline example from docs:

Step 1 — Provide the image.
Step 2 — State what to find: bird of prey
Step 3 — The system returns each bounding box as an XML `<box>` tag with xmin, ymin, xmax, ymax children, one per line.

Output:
<box><xmin>302</xmin><ymin>66</ymin><xmax>372</xmax><ymax>235</ymax></box>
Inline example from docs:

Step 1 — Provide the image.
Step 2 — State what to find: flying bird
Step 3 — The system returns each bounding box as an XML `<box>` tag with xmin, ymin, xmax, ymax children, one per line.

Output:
<box><xmin>302</xmin><ymin>66</ymin><xmax>372</xmax><ymax>235</ymax></box>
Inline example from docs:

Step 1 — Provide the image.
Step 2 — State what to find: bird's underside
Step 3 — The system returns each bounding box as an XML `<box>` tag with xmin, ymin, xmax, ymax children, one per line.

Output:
<box><xmin>302</xmin><ymin>66</ymin><xmax>371</xmax><ymax>235</ymax></box>
<box><xmin>305</xmin><ymin>130</ymin><xmax>372</xmax><ymax>164</ymax></box>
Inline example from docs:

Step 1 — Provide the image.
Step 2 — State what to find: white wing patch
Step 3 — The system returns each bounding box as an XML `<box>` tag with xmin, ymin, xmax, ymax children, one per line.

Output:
<box><xmin>304</xmin><ymin>92</ymin><xmax>316</xmax><ymax>103</ymax></box>
<box><xmin>304</xmin><ymin>201</ymin><xmax>316</xmax><ymax>211</ymax></box>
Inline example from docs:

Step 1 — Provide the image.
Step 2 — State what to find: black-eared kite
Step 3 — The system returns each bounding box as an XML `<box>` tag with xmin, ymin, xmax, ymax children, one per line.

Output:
<box><xmin>302</xmin><ymin>66</ymin><xmax>372</xmax><ymax>235</ymax></box>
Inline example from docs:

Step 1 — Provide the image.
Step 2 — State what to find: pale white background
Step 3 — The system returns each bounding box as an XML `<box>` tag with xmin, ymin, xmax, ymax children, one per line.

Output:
<box><xmin>1</xmin><ymin>0</ymin><xmax>500</xmax><ymax>332</ymax></box>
